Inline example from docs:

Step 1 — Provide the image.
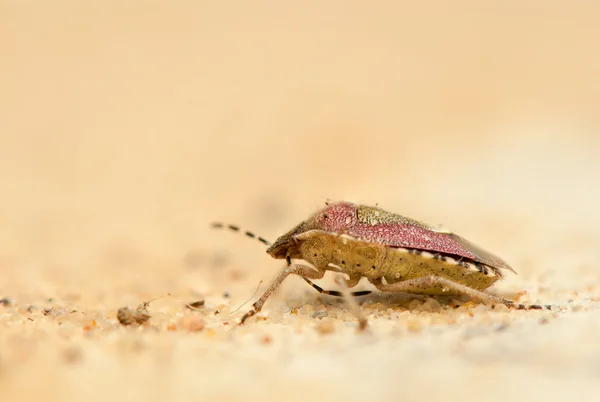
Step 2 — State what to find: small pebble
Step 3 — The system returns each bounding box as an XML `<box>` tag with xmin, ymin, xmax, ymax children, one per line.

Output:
<box><xmin>134</xmin><ymin>303</ymin><xmax>151</xmax><ymax>324</ymax></box>
<box><xmin>186</xmin><ymin>300</ymin><xmax>205</xmax><ymax>310</ymax></box>
<box><xmin>117</xmin><ymin>303</ymin><xmax>152</xmax><ymax>325</ymax></box>
<box><xmin>117</xmin><ymin>307</ymin><xmax>136</xmax><ymax>325</ymax></box>
<box><xmin>316</xmin><ymin>319</ymin><xmax>335</xmax><ymax>335</ymax></box>
<box><xmin>181</xmin><ymin>316</ymin><xmax>205</xmax><ymax>332</ymax></box>
<box><xmin>312</xmin><ymin>310</ymin><xmax>328</xmax><ymax>319</ymax></box>
<box><xmin>0</xmin><ymin>297</ymin><xmax>13</xmax><ymax>306</ymax></box>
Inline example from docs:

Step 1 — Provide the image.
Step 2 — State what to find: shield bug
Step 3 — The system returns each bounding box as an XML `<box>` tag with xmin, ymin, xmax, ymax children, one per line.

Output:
<box><xmin>212</xmin><ymin>201</ymin><xmax>551</xmax><ymax>324</ymax></box>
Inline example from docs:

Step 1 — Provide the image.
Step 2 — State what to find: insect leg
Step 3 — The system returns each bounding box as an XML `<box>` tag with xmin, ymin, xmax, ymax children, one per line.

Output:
<box><xmin>371</xmin><ymin>276</ymin><xmax>550</xmax><ymax>310</ymax></box>
<box><xmin>334</xmin><ymin>275</ymin><xmax>368</xmax><ymax>331</ymax></box>
<box><xmin>240</xmin><ymin>257</ymin><xmax>325</xmax><ymax>324</ymax></box>
<box><xmin>301</xmin><ymin>277</ymin><xmax>372</xmax><ymax>297</ymax></box>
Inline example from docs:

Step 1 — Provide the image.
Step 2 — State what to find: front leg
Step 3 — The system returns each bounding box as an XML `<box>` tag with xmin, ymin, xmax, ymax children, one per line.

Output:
<box><xmin>240</xmin><ymin>257</ymin><xmax>325</xmax><ymax>324</ymax></box>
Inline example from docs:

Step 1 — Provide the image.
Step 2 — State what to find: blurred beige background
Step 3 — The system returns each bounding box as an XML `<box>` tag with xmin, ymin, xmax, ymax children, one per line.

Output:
<box><xmin>1</xmin><ymin>1</ymin><xmax>600</xmax><ymax>402</ymax></box>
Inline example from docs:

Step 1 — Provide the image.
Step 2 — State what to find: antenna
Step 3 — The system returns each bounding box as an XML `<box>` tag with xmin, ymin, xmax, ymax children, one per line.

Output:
<box><xmin>210</xmin><ymin>222</ymin><xmax>272</xmax><ymax>247</ymax></box>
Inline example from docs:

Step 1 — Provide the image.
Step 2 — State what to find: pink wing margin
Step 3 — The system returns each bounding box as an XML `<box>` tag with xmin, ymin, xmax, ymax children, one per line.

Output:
<box><xmin>347</xmin><ymin>222</ymin><xmax>516</xmax><ymax>274</ymax></box>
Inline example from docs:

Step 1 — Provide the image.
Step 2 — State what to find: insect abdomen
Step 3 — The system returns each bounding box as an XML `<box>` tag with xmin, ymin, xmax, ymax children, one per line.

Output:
<box><xmin>380</xmin><ymin>247</ymin><xmax>501</xmax><ymax>293</ymax></box>
<box><xmin>299</xmin><ymin>233</ymin><xmax>501</xmax><ymax>296</ymax></box>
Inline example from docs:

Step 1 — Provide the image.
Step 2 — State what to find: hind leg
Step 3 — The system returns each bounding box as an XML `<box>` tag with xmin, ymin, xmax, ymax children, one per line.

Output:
<box><xmin>371</xmin><ymin>276</ymin><xmax>547</xmax><ymax>310</ymax></box>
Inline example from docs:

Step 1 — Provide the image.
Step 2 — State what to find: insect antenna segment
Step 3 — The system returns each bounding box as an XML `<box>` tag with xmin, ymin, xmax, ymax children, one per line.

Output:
<box><xmin>210</xmin><ymin>222</ymin><xmax>272</xmax><ymax>247</ymax></box>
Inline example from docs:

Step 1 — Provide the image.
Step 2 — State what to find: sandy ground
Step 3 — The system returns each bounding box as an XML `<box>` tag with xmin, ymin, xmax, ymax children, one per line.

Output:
<box><xmin>1</xmin><ymin>2</ymin><xmax>600</xmax><ymax>401</ymax></box>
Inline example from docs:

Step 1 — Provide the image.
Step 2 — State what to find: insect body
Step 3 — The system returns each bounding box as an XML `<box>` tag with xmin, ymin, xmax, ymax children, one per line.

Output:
<box><xmin>213</xmin><ymin>201</ymin><xmax>550</xmax><ymax>324</ymax></box>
